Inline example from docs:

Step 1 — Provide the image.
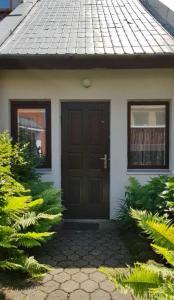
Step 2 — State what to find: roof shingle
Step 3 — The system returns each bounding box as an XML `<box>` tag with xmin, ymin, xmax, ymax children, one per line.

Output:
<box><xmin>0</xmin><ymin>0</ymin><xmax>174</xmax><ymax>56</ymax></box>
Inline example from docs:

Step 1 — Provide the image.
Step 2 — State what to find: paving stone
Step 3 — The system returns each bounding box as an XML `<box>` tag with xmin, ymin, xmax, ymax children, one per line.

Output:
<box><xmin>89</xmin><ymin>258</ymin><xmax>103</xmax><ymax>267</ymax></box>
<box><xmin>40</xmin><ymin>281</ymin><xmax>59</xmax><ymax>293</ymax></box>
<box><xmin>69</xmin><ymin>289</ymin><xmax>90</xmax><ymax>300</ymax></box>
<box><xmin>59</xmin><ymin>261</ymin><xmax>74</xmax><ymax>268</ymax></box>
<box><xmin>3</xmin><ymin>228</ymin><xmax>132</xmax><ymax>300</ymax></box>
<box><xmin>90</xmin><ymin>271</ymin><xmax>106</xmax><ymax>282</ymax></box>
<box><xmin>54</xmin><ymin>255</ymin><xmax>66</xmax><ymax>262</ymax></box>
<box><xmin>105</xmin><ymin>258</ymin><xmax>119</xmax><ymax>267</ymax></box>
<box><xmin>64</xmin><ymin>268</ymin><xmax>80</xmax><ymax>275</ymax></box>
<box><xmin>75</xmin><ymin>260</ymin><xmax>88</xmax><ymax>268</ymax></box>
<box><xmin>91</xmin><ymin>289</ymin><xmax>111</xmax><ymax>300</ymax></box>
<box><xmin>49</xmin><ymin>267</ymin><xmax>64</xmax><ymax>275</ymax></box>
<box><xmin>111</xmin><ymin>291</ymin><xmax>133</xmax><ymax>300</ymax></box>
<box><xmin>61</xmin><ymin>280</ymin><xmax>79</xmax><ymax>292</ymax></box>
<box><xmin>81</xmin><ymin>279</ymin><xmax>98</xmax><ymax>292</ymax></box>
<box><xmin>5</xmin><ymin>290</ymin><xmax>26</xmax><ymax>300</ymax></box>
<box><xmin>47</xmin><ymin>290</ymin><xmax>68</xmax><ymax>300</ymax></box>
<box><xmin>26</xmin><ymin>290</ymin><xmax>47</xmax><ymax>300</ymax></box>
<box><xmin>72</xmin><ymin>272</ymin><xmax>88</xmax><ymax>283</ymax></box>
<box><xmin>68</xmin><ymin>254</ymin><xmax>80</xmax><ymax>261</ymax></box>
<box><xmin>100</xmin><ymin>280</ymin><xmax>115</xmax><ymax>292</ymax></box>
<box><xmin>54</xmin><ymin>272</ymin><xmax>70</xmax><ymax>283</ymax></box>
<box><xmin>90</xmin><ymin>249</ymin><xmax>103</xmax><ymax>256</ymax></box>
<box><xmin>42</xmin><ymin>274</ymin><xmax>52</xmax><ymax>283</ymax></box>
<box><xmin>62</xmin><ymin>249</ymin><xmax>74</xmax><ymax>255</ymax></box>
<box><xmin>83</xmin><ymin>254</ymin><xmax>97</xmax><ymax>262</ymax></box>
<box><xmin>82</xmin><ymin>267</ymin><xmax>97</xmax><ymax>274</ymax></box>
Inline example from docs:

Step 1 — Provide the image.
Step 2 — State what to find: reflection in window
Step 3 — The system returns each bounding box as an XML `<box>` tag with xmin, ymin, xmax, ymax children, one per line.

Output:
<box><xmin>17</xmin><ymin>108</ymin><xmax>46</xmax><ymax>160</ymax></box>
<box><xmin>11</xmin><ymin>101</ymin><xmax>51</xmax><ymax>168</ymax></box>
<box><xmin>0</xmin><ymin>0</ymin><xmax>10</xmax><ymax>9</ymax></box>
<box><xmin>128</xmin><ymin>103</ymin><xmax>169</xmax><ymax>168</ymax></box>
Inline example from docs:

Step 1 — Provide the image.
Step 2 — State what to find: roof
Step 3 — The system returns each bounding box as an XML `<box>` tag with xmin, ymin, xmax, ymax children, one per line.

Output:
<box><xmin>0</xmin><ymin>11</ymin><xmax>9</xmax><ymax>22</ymax></box>
<box><xmin>141</xmin><ymin>0</ymin><xmax>174</xmax><ymax>36</ymax></box>
<box><xmin>0</xmin><ymin>0</ymin><xmax>174</xmax><ymax>69</ymax></box>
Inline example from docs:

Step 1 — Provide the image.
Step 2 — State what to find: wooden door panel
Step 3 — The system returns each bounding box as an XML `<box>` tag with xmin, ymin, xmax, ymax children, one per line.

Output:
<box><xmin>68</xmin><ymin>177</ymin><xmax>82</xmax><ymax>204</ymax></box>
<box><xmin>87</xmin><ymin>110</ymin><xmax>103</xmax><ymax>145</ymax></box>
<box><xmin>68</xmin><ymin>110</ymin><xmax>82</xmax><ymax>145</ymax></box>
<box><xmin>88</xmin><ymin>178</ymin><xmax>103</xmax><ymax>204</ymax></box>
<box><xmin>61</xmin><ymin>102</ymin><xmax>110</xmax><ymax>219</ymax></box>
<box><xmin>68</xmin><ymin>153</ymin><xmax>82</xmax><ymax>170</ymax></box>
<box><xmin>88</xmin><ymin>153</ymin><xmax>103</xmax><ymax>170</ymax></box>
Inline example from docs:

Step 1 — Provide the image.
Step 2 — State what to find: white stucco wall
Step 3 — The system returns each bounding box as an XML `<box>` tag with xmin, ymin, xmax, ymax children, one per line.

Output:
<box><xmin>0</xmin><ymin>69</ymin><xmax>174</xmax><ymax>219</ymax></box>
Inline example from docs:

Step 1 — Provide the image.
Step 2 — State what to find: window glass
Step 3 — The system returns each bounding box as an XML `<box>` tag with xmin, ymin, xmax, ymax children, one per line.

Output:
<box><xmin>0</xmin><ymin>0</ymin><xmax>10</xmax><ymax>9</ymax></box>
<box><xmin>17</xmin><ymin>108</ymin><xmax>46</xmax><ymax>159</ymax></box>
<box><xmin>11</xmin><ymin>101</ymin><xmax>51</xmax><ymax>168</ymax></box>
<box><xmin>156</xmin><ymin>111</ymin><xmax>165</xmax><ymax>126</ymax></box>
<box><xmin>129</xmin><ymin>103</ymin><xmax>168</xmax><ymax>168</ymax></box>
<box><xmin>132</xmin><ymin>111</ymin><xmax>148</xmax><ymax>126</ymax></box>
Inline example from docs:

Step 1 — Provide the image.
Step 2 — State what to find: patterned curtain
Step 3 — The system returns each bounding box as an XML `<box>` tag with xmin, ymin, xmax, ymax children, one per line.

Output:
<box><xmin>130</xmin><ymin>127</ymin><xmax>165</xmax><ymax>167</ymax></box>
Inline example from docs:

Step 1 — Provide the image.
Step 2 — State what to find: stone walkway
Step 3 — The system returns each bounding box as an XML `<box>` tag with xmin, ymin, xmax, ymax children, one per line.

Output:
<box><xmin>2</xmin><ymin>226</ymin><xmax>133</xmax><ymax>300</ymax></box>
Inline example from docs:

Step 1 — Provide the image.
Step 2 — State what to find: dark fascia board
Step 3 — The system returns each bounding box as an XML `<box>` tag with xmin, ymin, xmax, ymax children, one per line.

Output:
<box><xmin>0</xmin><ymin>54</ymin><xmax>174</xmax><ymax>69</ymax></box>
<box><xmin>0</xmin><ymin>0</ymin><xmax>38</xmax><ymax>47</ymax></box>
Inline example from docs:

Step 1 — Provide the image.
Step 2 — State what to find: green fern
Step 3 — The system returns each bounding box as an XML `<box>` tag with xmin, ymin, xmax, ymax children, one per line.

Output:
<box><xmin>130</xmin><ymin>209</ymin><xmax>174</xmax><ymax>250</ymax></box>
<box><xmin>13</xmin><ymin>232</ymin><xmax>54</xmax><ymax>248</ymax></box>
<box><xmin>152</xmin><ymin>244</ymin><xmax>174</xmax><ymax>267</ymax></box>
<box><xmin>0</xmin><ymin>131</ymin><xmax>63</xmax><ymax>277</ymax></box>
<box><xmin>100</xmin><ymin>209</ymin><xmax>174</xmax><ymax>299</ymax></box>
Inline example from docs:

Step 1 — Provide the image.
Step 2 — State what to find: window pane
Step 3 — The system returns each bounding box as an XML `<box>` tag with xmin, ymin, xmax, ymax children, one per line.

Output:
<box><xmin>129</xmin><ymin>104</ymin><xmax>167</xmax><ymax>168</ymax></box>
<box><xmin>17</xmin><ymin>108</ymin><xmax>46</xmax><ymax>160</ymax></box>
<box><xmin>156</xmin><ymin>111</ymin><xmax>165</xmax><ymax>126</ymax></box>
<box><xmin>0</xmin><ymin>0</ymin><xmax>10</xmax><ymax>9</ymax></box>
<box><xmin>133</xmin><ymin>111</ymin><xmax>148</xmax><ymax>126</ymax></box>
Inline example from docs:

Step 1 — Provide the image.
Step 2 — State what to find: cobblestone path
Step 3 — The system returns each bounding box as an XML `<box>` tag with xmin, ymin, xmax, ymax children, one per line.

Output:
<box><xmin>2</xmin><ymin>227</ymin><xmax>133</xmax><ymax>300</ymax></box>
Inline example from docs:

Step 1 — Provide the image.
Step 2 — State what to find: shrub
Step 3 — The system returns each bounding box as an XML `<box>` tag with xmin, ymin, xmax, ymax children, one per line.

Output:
<box><xmin>161</xmin><ymin>177</ymin><xmax>174</xmax><ymax>219</ymax></box>
<box><xmin>118</xmin><ymin>176</ymin><xmax>169</xmax><ymax>225</ymax></box>
<box><xmin>101</xmin><ymin>207</ymin><xmax>174</xmax><ymax>300</ymax></box>
<box><xmin>0</xmin><ymin>131</ymin><xmax>63</xmax><ymax>277</ymax></box>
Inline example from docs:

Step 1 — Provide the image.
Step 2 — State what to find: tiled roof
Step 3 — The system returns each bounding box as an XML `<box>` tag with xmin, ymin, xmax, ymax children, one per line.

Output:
<box><xmin>0</xmin><ymin>0</ymin><xmax>174</xmax><ymax>56</ymax></box>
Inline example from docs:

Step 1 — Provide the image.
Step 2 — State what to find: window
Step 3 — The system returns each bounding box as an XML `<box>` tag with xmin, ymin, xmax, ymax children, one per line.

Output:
<box><xmin>11</xmin><ymin>101</ymin><xmax>51</xmax><ymax>168</ymax></box>
<box><xmin>128</xmin><ymin>102</ymin><xmax>169</xmax><ymax>169</ymax></box>
<box><xmin>0</xmin><ymin>0</ymin><xmax>11</xmax><ymax>10</ymax></box>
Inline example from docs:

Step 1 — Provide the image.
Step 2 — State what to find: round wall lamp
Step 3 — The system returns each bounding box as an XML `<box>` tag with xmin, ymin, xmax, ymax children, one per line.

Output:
<box><xmin>81</xmin><ymin>78</ymin><xmax>92</xmax><ymax>88</ymax></box>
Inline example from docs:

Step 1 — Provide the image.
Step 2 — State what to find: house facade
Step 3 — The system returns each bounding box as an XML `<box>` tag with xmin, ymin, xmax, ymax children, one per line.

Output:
<box><xmin>0</xmin><ymin>0</ymin><xmax>174</xmax><ymax>219</ymax></box>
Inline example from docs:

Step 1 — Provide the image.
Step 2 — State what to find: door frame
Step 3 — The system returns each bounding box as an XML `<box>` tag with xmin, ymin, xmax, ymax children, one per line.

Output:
<box><xmin>60</xmin><ymin>100</ymin><xmax>111</xmax><ymax>219</ymax></box>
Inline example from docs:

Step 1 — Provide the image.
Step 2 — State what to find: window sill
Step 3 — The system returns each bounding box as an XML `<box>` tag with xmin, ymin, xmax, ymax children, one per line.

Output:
<box><xmin>127</xmin><ymin>169</ymin><xmax>171</xmax><ymax>175</ymax></box>
<box><xmin>36</xmin><ymin>168</ymin><xmax>52</xmax><ymax>174</ymax></box>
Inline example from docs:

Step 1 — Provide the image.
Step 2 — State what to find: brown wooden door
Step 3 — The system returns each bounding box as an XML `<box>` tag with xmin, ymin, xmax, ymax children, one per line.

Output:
<box><xmin>61</xmin><ymin>102</ymin><xmax>110</xmax><ymax>219</ymax></box>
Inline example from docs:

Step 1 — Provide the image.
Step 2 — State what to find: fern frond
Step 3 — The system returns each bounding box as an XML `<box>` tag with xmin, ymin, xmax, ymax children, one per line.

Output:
<box><xmin>2</xmin><ymin>196</ymin><xmax>32</xmax><ymax>218</ymax></box>
<box><xmin>0</xmin><ymin>225</ymin><xmax>15</xmax><ymax>235</ymax></box>
<box><xmin>14</xmin><ymin>212</ymin><xmax>61</xmax><ymax>230</ymax></box>
<box><xmin>150</xmin><ymin>282</ymin><xmax>174</xmax><ymax>300</ymax></box>
<box><xmin>130</xmin><ymin>209</ymin><xmax>174</xmax><ymax>250</ymax></box>
<box><xmin>24</xmin><ymin>256</ymin><xmax>51</xmax><ymax>277</ymax></box>
<box><xmin>28</xmin><ymin>198</ymin><xmax>43</xmax><ymax>209</ymax></box>
<box><xmin>0</xmin><ymin>260</ymin><xmax>23</xmax><ymax>271</ymax></box>
<box><xmin>13</xmin><ymin>232</ymin><xmax>54</xmax><ymax>248</ymax></box>
<box><xmin>100</xmin><ymin>263</ymin><xmax>164</xmax><ymax>299</ymax></box>
<box><xmin>14</xmin><ymin>212</ymin><xmax>39</xmax><ymax>230</ymax></box>
<box><xmin>152</xmin><ymin>244</ymin><xmax>174</xmax><ymax>267</ymax></box>
<box><xmin>138</xmin><ymin>261</ymin><xmax>174</xmax><ymax>279</ymax></box>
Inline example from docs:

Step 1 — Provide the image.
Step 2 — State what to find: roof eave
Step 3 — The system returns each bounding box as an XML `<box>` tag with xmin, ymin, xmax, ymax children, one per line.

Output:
<box><xmin>0</xmin><ymin>54</ymin><xmax>174</xmax><ymax>69</ymax></box>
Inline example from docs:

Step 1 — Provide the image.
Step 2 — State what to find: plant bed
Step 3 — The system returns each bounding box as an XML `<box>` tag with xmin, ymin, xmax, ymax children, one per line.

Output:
<box><xmin>118</xmin><ymin>224</ymin><xmax>159</xmax><ymax>263</ymax></box>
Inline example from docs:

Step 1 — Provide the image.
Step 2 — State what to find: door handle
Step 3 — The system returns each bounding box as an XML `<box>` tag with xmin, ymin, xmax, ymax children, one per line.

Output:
<box><xmin>99</xmin><ymin>154</ymin><xmax>107</xmax><ymax>169</ymax></box>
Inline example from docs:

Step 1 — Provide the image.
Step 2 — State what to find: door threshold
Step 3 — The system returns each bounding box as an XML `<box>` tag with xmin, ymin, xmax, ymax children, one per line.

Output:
<box><xmin>64</xmin><ymin>219</ymin><xmax>109</xmax><ymax>223</ymax></box>
<box><xmin>63</xmin><ymin>219</ymin><xmax>114</xmax><ymax>231</ymax></box>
